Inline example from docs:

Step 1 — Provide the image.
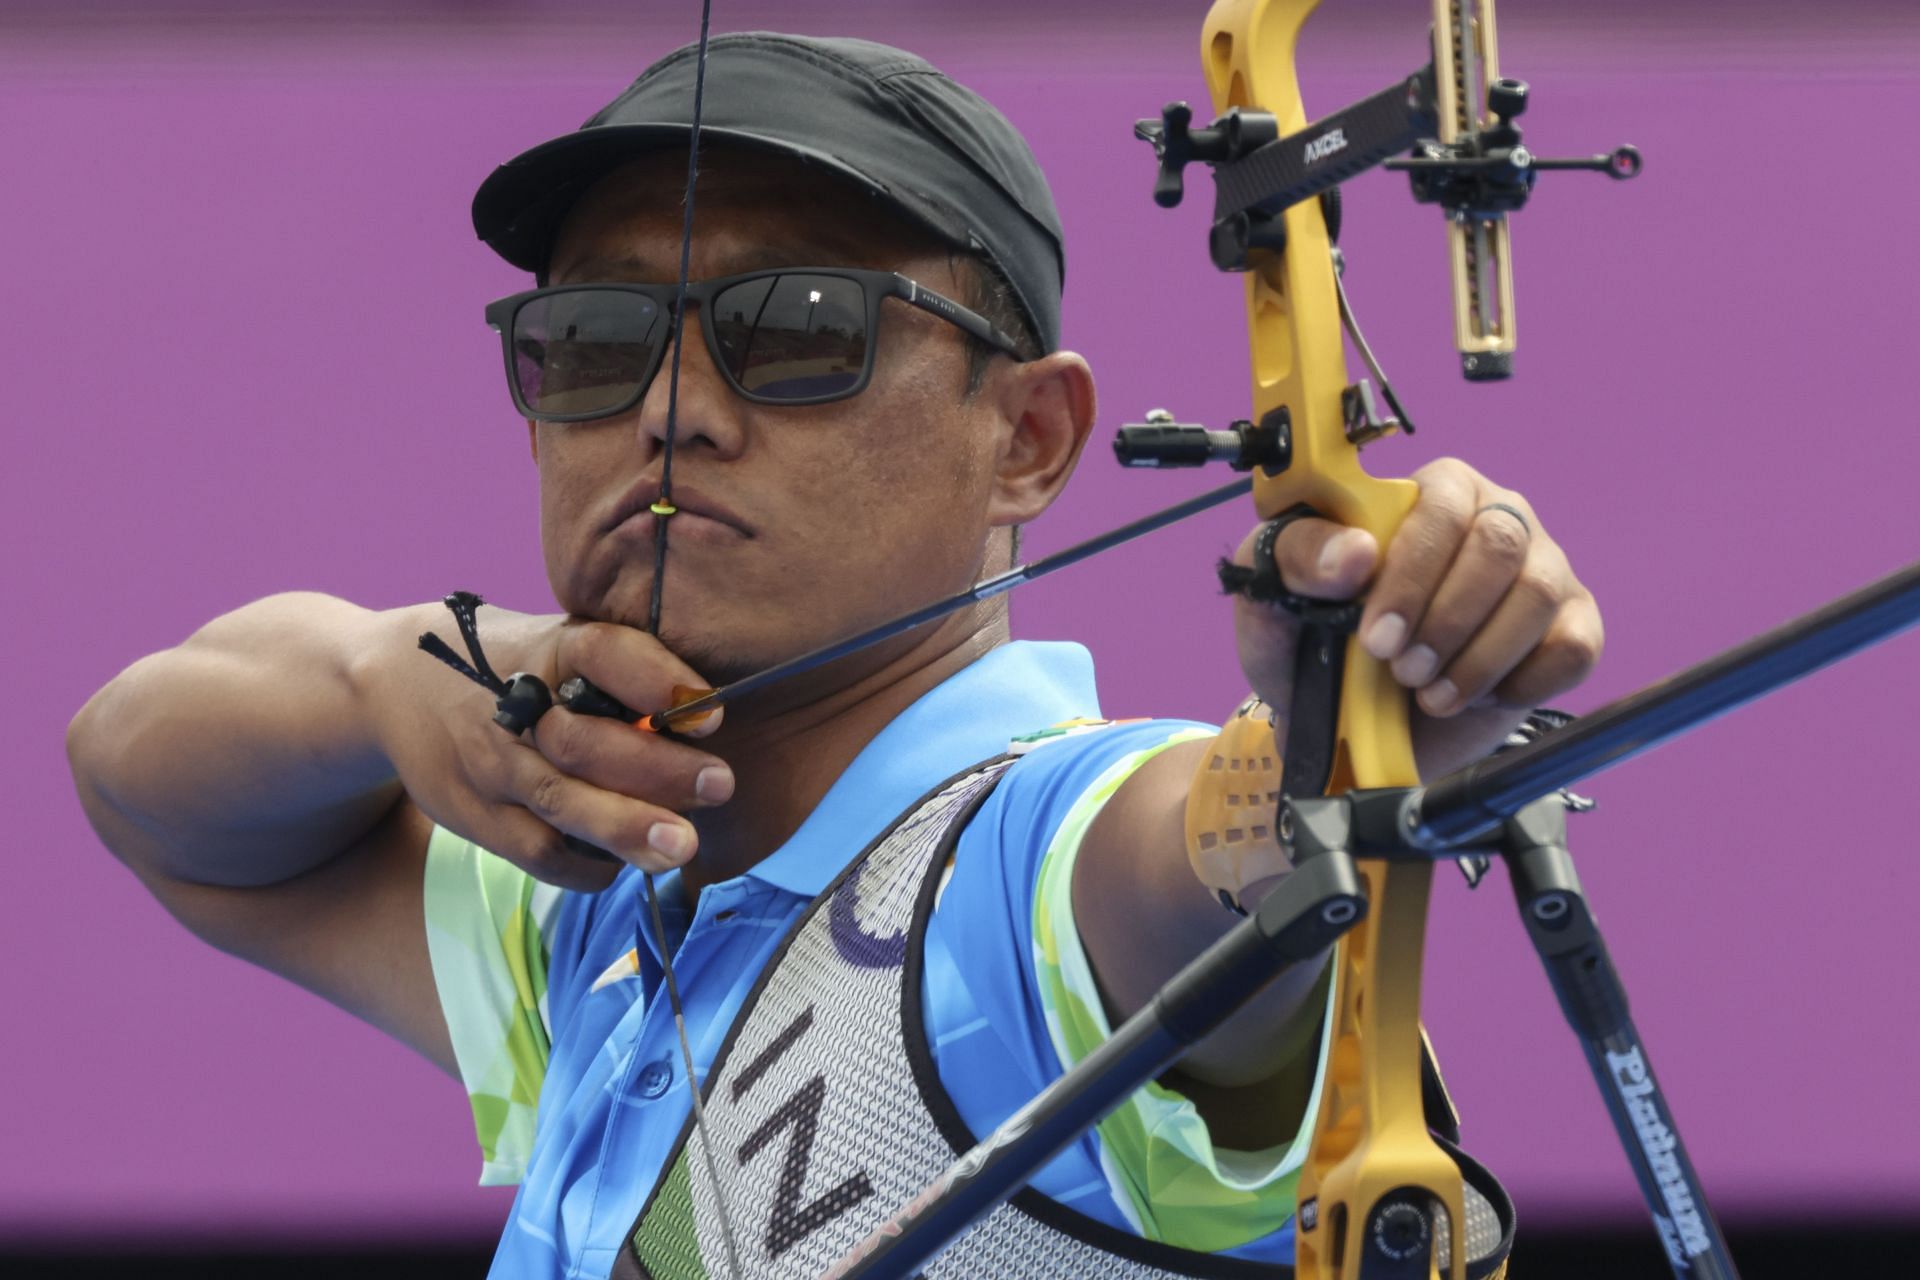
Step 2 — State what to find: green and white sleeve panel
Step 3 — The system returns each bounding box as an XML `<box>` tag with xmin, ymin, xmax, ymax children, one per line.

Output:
<box><xmin>422</xmin><ymin>825</ymin><xmax>567</xmax><ymax>1186</ymax></box>
<box><xmin>1030</xmin><ymin>728</ymin><xmax>1337</xmax><ymax>1254</ymax></box>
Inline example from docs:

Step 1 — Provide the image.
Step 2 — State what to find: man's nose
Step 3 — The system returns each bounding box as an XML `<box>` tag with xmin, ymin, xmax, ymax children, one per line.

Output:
<box><xmin>634</xmin><ymin>308</ymin><xmax>747</xmax><ymax>459</ymax></box>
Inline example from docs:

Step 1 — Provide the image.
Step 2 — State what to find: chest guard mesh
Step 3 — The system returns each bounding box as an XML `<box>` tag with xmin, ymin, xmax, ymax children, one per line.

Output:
<box><xmin>612</xmin><ymin>755</ymin><xmax>1512</xmax><ymax>1280</ymax></box>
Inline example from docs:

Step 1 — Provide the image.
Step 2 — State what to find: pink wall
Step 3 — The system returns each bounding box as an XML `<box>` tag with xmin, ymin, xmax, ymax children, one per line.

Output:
<box><xmin>7</xmin><ymin>0</ymin><xmax>1918</xmax><ymax>1243</ymax></box>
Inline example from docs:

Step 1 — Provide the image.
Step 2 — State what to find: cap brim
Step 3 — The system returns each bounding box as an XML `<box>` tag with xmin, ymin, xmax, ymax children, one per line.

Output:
<box><xmin>472</xmin><ymin>124</ymin><xmax>967</xmax><ymax>277</ymax></box>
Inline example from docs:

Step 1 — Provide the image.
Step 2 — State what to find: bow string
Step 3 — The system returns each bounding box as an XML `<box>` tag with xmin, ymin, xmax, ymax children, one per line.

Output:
<box><xmin>647</xmin><ymin>3</ymin><xmax>750</xmax><ymax>1273</ymax></box>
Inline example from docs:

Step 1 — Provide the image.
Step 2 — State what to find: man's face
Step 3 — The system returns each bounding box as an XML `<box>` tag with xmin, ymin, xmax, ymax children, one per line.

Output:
<box><xmin>533</xmin><ymin>150</ymin><xmax>1013</xmax><ymax>685</ymax></box>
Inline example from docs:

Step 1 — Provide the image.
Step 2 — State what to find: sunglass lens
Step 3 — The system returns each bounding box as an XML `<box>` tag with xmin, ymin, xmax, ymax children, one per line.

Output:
<box><xmin>512</xmin><ymin>289</ymin><xmax>663</xmax><ymax>418</ymax></box>
<box><xmin>711</xmin><ymin>274</ymin><xmax>868</xmax><ymax>401</ymax></box>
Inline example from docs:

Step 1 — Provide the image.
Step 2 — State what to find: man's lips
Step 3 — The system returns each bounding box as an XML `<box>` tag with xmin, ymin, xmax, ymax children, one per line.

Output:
<box><xmin>604</xmin><ymin>479</ymin><xmax>751</xmax><ymax>539</ymax></box>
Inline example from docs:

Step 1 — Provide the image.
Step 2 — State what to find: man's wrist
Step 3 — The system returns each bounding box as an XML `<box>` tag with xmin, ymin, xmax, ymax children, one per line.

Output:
<box><xmin>346</xmin><ymin>600</ymin><xmax>465</xmax><ymax>771</ymax></box>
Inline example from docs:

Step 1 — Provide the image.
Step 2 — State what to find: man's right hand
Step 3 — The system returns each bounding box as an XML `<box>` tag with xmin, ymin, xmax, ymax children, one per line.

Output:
<box><xmin>361</xmin><ymin>606</ymin><xmax>735</xmax><ymax>892</ymax></box>
<box><xmin>67</xmin><ymin>591</ymin><xmax>733</xmax><ymax>1076</ymax></box>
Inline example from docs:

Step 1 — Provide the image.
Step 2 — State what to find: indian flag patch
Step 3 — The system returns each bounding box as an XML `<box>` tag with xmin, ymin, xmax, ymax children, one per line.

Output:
<box><xmin>1008</xmin><ymin>717</ymin><xmax>1145</xmax><ymax>754</ymax></box>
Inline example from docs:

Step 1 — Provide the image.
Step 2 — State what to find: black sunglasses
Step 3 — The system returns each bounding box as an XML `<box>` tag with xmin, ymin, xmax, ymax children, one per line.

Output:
<box><xmin>484</xmin><ymin>267</ymin><xmax>1028</xmax><ymax>422</ymax></box>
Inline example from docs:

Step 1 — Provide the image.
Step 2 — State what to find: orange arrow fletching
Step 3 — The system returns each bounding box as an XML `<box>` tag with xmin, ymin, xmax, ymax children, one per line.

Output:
<box><xmin>638</xmin><ymin>685</ymin><xmax>719</xmax><ymax>734</ymax></box>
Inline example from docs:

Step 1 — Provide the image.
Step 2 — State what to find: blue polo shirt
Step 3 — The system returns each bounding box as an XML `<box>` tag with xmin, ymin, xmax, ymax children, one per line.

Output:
<box><xmin>423</xmin><ymin>641</ymin><xmax>1319</xmax><ymax>1277</ymax></box>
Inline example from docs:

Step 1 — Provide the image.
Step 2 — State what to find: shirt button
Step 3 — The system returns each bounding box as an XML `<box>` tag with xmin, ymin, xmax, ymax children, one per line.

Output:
<box><xmin>635</xmin><ymin>1058</ymin><xmax>675</xmax><ymax>1100</ymax></box>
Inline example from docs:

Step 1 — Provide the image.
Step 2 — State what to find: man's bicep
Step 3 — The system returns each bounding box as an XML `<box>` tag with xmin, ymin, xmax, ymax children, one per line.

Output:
<box><xmin>132</xmin><ymin>796</ymin><xmax>457</xmax><ymax>1077</ymax></box>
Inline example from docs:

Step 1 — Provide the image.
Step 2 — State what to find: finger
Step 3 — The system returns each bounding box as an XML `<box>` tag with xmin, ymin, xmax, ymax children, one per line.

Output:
<box><xmin>1485</xmin><ymin>592</ymin><xmax>1605</xmax><ymax>710</ymax></box>
<box><xmin>1265</xmin><ymin>518</ymin><xmax>1379</xmax><ymax>601</ymax></box>
<box><xmin>557</xmin><ymin>620</ymin><xmax>723</xmax><ymax>737</ymax></box>
<box><xmin>494</xmin><ymin>741</ymin><xmax>701</xmax><ymax>873</ymax></box>
<box><xmin>1387</xmin><ymin>502</ymin><xmax>1537</xmax><ymax>690</ymax></box>
<box><xmin>472</xmin><ymin>803</ymin><xmax>626</xmax><ymax>892</ymax></box>
<box><xmin>1356</xmin><ymin>463</ymin><xmax>1482</xmax><ymax>662</ymax></box>
<box><xmin>1413</xmin><ymin>566</ymin><xmax>1560</xmax><ymax>717</ymax></box>
<box><xmin>532</xmin><ymin>706</ymin><xmax>734</xmax><ymax>810</ymax></box>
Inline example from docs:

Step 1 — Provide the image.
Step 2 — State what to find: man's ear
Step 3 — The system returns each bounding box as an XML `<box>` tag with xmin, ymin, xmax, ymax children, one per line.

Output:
<box><xmin>985</xmin><ymin>350</ymin><xmax>1097</xmax><ymax>527</ymax></box>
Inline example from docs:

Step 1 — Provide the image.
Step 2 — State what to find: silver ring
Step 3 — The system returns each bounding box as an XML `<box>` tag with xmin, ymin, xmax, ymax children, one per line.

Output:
<box><xmin>1478</xmin><ymin>502</ymin><xmax>1532</xmax><ymax>539</ymax></box>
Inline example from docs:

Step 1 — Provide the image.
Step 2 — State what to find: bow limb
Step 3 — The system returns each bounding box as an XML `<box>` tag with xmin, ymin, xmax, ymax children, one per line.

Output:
<box><xmin>1200</xmin><ymin>3</ymin><xmax>1460</xmax><ymax>1278</ymax></box>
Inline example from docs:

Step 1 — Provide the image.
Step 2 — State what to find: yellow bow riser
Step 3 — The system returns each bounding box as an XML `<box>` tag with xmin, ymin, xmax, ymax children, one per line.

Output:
<box><xmin>1197</xmin><ymin>2</ymin><xmax>1484</xmax><ymax>1277</ymax></box>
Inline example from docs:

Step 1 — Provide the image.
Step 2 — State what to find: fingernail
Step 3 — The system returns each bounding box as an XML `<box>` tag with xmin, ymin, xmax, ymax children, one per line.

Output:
<box><xmin>1393</xmin><ymin>644</ymin><xmax>1439</xmax><ymax>687</ymax></box>
<box><xmin>695</xmin><ymin>765</ymin><xmax>735</xmax><ymax>804</ymax></box>
<box><xmin>648</xmin><ymin>822</ymin><xmax>694</xmax><ymax>861</ymax></box>
<box><xmin>1363</xmin><ymin>612</ymin><xmax>1407</xmax><ymax>660</ymax></box>
<box><xmin>1419</xmin><ymin>678</ymin><xmax>1460</xmax><ymax>716</ymax></box>
<box><xmin>1318</xmin><ymin>529</ymin><xmax>1361</xmax><ymax>577</ymax></box>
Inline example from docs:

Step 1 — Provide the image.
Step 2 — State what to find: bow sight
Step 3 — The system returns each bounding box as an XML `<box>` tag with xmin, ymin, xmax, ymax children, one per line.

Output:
<box><xmin>1134</xmin><ymin>56</ymin><xmax>1638</xmax><ymax>380</ymax></box>
<box><xmin>1122</xmin><ymin>56</ymin><xmax>1639</xmax><ymax>477</ymax></box>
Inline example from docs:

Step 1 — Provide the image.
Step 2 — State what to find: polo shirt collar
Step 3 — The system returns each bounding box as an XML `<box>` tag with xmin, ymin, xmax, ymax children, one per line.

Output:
<box><xmin>741</xmin><ymin>640</ymin><xmax>1101</xmax><ymax>899</ymax></box>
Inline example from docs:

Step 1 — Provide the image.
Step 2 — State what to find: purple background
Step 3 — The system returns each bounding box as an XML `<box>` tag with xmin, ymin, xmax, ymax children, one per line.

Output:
<box><xmin>7</xmin><ymin>0</ymin><xmax>1918</xmax><ymax>1246</ymax></box>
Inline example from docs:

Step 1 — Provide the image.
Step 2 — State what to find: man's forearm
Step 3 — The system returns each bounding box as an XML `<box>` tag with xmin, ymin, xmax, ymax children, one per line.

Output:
<box><xmin>67</xmin><ymin>592</ymin><xmax>424</xmax><ymax>887</ymax></box>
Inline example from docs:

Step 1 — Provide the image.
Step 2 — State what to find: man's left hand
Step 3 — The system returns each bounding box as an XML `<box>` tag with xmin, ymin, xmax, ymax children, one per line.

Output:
<box><xmin>1232</xmin><ymin>457</ymin><xmax>1604</xmax><ymax>778</ymax></box>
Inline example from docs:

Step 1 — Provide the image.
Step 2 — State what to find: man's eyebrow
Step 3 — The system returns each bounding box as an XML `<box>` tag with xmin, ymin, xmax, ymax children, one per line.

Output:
<box><xmin>550</xmin><ymin>254</ymin><xmax>662</xmax><ymax>282</ymax></box>
<box><xmin>552</xmin><ymin>238</ymin><xmax>893</xmax><ymax>284</ymax></box>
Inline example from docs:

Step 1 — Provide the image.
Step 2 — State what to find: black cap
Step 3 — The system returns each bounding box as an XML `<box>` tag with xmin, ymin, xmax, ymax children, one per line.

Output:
<box><xmin>472</xmin><ymin>32</ymin><xmax>1065</xmax><ymax>352</ymax></box>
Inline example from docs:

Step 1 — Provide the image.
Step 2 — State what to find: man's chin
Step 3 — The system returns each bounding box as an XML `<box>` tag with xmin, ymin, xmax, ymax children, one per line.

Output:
<box><xmin>660</xmin><ymin>635</ymin><xmax>763</xmax><ymax>689</ymax></box>
<box><xmin>574</xmin><ymin>582</ymin><xmax>880</xmax><ymax>694</ymax></box>
<box><xmin>662</xmin><ymin>624</ymin><xmax>896</xmax><ymax>699</ymax></box>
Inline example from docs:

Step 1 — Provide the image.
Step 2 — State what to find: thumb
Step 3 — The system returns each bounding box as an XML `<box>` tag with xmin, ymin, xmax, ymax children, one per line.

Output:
<box><xmin>1267</xmin><ymin>518</ymin><xmax>1378</xmax><ymax>601</ymax></box>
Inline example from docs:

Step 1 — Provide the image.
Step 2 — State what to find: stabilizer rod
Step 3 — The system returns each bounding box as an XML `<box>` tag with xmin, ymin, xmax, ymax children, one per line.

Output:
<box><xmin>1415</xmin><ymin>557</ymin><xmax>1920</xmax><ymax>848</ymax></box>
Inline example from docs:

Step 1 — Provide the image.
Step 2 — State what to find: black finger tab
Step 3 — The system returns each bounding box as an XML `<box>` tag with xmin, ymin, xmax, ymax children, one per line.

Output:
<box><xmin>1217</xmin><ymin>504</ymin><xmax>1364</xmax><ymax>633</ymax></box>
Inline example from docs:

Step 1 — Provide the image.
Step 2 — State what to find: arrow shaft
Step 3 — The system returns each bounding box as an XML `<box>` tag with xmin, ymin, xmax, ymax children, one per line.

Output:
<box><xmin>659</xmin><ymin>476</ymin><xmax>1254</xmax><ymax>725</ymax></box>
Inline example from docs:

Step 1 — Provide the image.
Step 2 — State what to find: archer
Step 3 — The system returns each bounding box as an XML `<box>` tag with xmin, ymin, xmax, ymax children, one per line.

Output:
<box><xmin>66</xmin><ymin>31</ymin><xmax>1599</xmax><ymax>1278</ymax></box>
